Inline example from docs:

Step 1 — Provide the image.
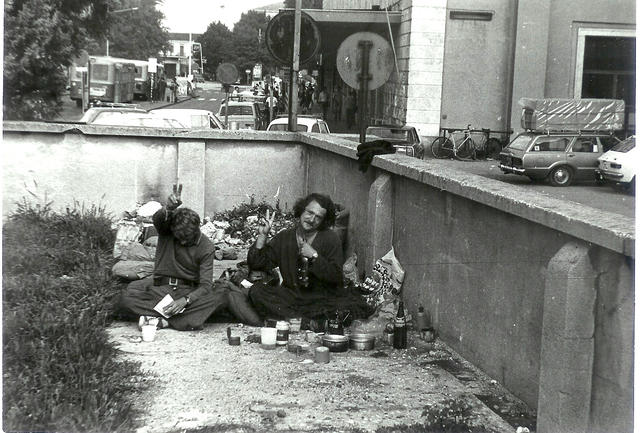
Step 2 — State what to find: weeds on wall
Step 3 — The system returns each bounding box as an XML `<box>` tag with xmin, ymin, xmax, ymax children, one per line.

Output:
<box><xmin>2</xmin><ymin>199</ymin><xmax>145</xmax><ymax>432</ymax></box>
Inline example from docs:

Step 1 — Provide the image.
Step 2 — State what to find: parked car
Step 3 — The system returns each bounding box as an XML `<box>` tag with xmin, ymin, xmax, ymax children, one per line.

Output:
<box><xmin>266</xmin><ymin>115</ymin><xmax>331</xmax><ymax>133</ymax></box>
<box><xmin>595</xmin><ymin>135</ymin><xmax>636</xmax><ymax>193</ymax></box>
<box><xmin>217</xmin><ymin>101</ymin><xmax>262</xmax><ymax>130</ymax></box>
<box><xmin>498</xmin><ymin>131</ymin><xmax>617</xmax><ymax>186</ymax></box>
<box><xmin>89</xmin><ymin>112</ymin><xmax>186</xmax><ymax>128</ymax></box>
<box><xmin>149</xmin><ymin>108</ymin><xmax>224</xmax><ymax>130</ymax></box>
<box><xmin>79</xmin><ymin>105</ymin><xmax>147</xmax><ymax>124</ymax></box>
<box><xmin>365</xmin><ymin>124</ymin><xmax>424</xmax><ymax>158</ymax></box>
<box><xmin>193</xmin><ymin>73</ymin><xmax>205</xmax><ymax>83</ymax></box>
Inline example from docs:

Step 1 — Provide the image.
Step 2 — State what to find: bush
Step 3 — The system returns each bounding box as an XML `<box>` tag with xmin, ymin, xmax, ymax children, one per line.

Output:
<box><xmin>2</xmin><ymin>200</ymin><xmax>145</xmax><ymax>432</ymax></box>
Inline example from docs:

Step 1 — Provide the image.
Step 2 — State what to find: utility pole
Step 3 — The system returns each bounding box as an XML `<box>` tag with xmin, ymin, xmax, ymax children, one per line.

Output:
<box><xmin>188</xmin><ymin>33</ymin><xmax>192</xmax><ymax>77</ymax></box>
<box><xmin>288</xmin><ymin>0</ymin><xmax>302</xmax><ymax>132</ymax></box>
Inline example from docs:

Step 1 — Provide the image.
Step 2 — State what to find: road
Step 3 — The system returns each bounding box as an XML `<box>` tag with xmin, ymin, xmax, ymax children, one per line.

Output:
<box><xmin>53</xmin><ymin>81</ymin><xmax>635</xmax><ymax>220</ymax></box>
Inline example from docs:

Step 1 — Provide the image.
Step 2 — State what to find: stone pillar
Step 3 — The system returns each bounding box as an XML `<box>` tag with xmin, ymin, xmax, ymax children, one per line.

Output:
<box><xmin>537</xmin><ymin>241</ymin><xmax>596</xmax><ymax>433</ymax></box>
<box><xmin>366</xmin><ymin>173</ymin><xmax>393</xmax><ymax>273</ymax></box>
<box><xmin>405</xmin><ymin>0</ymin><xmax>447</xmax><ymax>136</ymax></box>
<box><xmin>177</xmin><ymin>140</ymin><xmax>205</xmax><ymax>217</ymax></box>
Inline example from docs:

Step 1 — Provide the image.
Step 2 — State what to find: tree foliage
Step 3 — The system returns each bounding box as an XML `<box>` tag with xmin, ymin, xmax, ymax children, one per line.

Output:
<box><xmin>199</xmin><ymin>21</ymin><xmax>233</xmax><ymax>77</ymax></box>
<box><xmin>103</xmin><ymin>0</ymin><xmax>170</xmax><ymax>59</ymax></box>
<box><xmin>3</xmin><ymin>0</ymin><xmax>110</xmax><ymax>120</ymax></box>
<box><xmin>200</xmin><ymin>10</ymin><xmax>276</xmax><ymax>83</ymax></box>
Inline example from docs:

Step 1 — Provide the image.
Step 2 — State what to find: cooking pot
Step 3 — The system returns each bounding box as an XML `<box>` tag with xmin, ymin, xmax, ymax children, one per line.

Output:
<box><xmin>349</xmin><ymin>333</ymin><xmax>375</xmax><ymax>351</ymax></box>
<box><xmin>322</xmin><ymin>334</ymin><xmax>349</xmax><ymax>352</ymax></box>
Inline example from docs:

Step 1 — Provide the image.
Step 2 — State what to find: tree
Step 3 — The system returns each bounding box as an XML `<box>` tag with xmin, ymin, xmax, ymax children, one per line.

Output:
<box><xmin>104</xmin><ymin>0</ymin><xmax>170</xmax><ymax>59</ymax></box>
<box><xmin>4</xmin><ymin>0</ymin><xmax>111</xmax><ymax>120</ymax></box>
<box><xmin>199</xmin><ymin>21</ymin><xmax>233</xmax><ymax>77</ymax></box>
<box><xmin>231</xmin><ymin>10</ymin><xmax>274</xmax><ymax>82</ymax></box>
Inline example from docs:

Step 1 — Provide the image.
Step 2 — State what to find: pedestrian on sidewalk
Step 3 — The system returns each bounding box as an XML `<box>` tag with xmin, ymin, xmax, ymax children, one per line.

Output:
<box><xmin>331</xmin><ymin>89</ymin><xmax>342</xmax><ymax>121</ymax></box>
<box><xmin>158</xmin><ymin>75</ymin><xmax>167</xmax><ymax>103</ymax></box>
<box><xmin>318</xmin><ymin>87</ymin><xmax>329</xmax><ymax>119</ymax></box>
<box><xmin>346</xmin><ymin>90</ymin><xmax>357</xmax><ymax>130</ymax></box>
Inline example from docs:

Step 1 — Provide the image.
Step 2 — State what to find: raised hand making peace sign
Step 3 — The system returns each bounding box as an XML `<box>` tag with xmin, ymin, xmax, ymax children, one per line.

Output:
<box><xmin>167</xmin><ymin>183</ymin><xmax>183</xmax><ymax>210</ymax></box>
<box><xmin>257</xmin><ymin>209</ymin><xmax>276</xmax><ymax>237</ymax></box>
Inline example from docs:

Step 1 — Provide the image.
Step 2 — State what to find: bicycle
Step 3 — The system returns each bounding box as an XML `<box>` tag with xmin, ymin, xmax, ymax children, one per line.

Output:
<box><xmin>431</xmin><ymin>124</ymin><xmax>476</xmax><ymax>160</ymax></box>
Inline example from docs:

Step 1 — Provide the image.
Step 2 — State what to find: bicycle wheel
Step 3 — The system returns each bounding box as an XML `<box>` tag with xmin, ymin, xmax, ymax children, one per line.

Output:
<box><xmin>431</xmin><ymin>137</ymin><xmax>453</xmax><ymax>159</ymax></box>
<box><xmin>456</xmin><ymin>138</ymin><xmax>476</xmax><ymax>160</ymax></box>
<box><xmin>485</xmin><ymin>138</ymin><xmax>503</xmax><ymax>159</ymax></box>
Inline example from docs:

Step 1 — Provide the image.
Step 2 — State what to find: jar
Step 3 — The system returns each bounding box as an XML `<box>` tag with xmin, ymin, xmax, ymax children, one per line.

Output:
<box><xmin>276</xmin><ymin>321</ymin><xmax>290</xmax><ymax>345</ymax></box>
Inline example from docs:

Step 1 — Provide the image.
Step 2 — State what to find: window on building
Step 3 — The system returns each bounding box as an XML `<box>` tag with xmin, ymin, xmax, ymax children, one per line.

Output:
<box><xmin>179</xmin><ymin>45</ymin><xmax>184</xmax><ymax>57</ymax></box>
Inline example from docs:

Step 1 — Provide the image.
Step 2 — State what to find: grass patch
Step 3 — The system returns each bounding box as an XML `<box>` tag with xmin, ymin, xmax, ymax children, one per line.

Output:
<box><xmin>3</xmin><ymin>199</ymin><xmax>145</xmax><ymax>432</ymax></box>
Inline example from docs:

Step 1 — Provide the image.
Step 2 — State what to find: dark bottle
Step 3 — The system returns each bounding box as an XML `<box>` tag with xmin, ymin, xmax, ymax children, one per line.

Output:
<box><xmin>393</xmin><ymin>300</ymin><xmax>407</xmax><ymax>349</ymax></box>
<box><xmin>298</xmin><ymin>256</ymin><xmax>309</xmax><ymax>289</ymax></box>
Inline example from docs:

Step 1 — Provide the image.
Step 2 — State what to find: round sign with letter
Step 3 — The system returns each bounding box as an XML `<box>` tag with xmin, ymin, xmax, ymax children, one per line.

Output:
<box><xmin>216</xmin><ymin>63</ymin><xmax>239</xmax><ymax>85</ymax></box>
<box><xmin>336</xmin><ymin>32</ymin><xmax>394</xmax><ymax>90</ymax></box>
<box><xmin>266</xmin><ymin>10</ymin><xmax>321</xmax><ymax>66</ymax></box>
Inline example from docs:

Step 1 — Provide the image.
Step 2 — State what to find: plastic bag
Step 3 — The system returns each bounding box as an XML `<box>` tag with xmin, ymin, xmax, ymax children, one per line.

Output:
<box><xmin>358</xmin><ymin>247</ymin><xmax>405</xmax><ymax>310</ymax></box>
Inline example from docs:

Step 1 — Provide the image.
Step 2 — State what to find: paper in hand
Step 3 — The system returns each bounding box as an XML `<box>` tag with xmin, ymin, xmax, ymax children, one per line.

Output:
<box><xmin>153</xmin><ymin>294</ymin><xmax>185</xmax><ymax>318</ymax></box>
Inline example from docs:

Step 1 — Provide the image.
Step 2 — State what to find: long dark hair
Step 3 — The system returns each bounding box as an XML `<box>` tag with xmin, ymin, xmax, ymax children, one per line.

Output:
<box><xmin>293</xmin><ymin>193</ymin><xmax>336</xmax><ymax>230</ymax></box>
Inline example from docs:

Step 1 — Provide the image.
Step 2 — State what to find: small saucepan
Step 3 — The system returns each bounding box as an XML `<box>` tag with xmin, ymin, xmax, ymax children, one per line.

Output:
<box><xmin>349</xmin><ymin>333</ymin><xmax>375</xmax><ymax>351</ymax></box>
<box><xmin>322</xmin><ymin>334</ymin><xmax>349</xmax><ymax>352</ymax></box>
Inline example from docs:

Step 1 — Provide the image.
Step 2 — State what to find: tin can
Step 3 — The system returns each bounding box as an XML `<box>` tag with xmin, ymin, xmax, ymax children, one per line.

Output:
<box><xmin>276</xmin><ymin>321</ymin><xmax>290</xmax><ymax>345</ymax></box>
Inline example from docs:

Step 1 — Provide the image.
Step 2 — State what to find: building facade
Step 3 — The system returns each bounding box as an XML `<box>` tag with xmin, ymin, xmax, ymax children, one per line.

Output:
<box><xmin>160</xmin><ymin>32</ymin><xmax>203</xmax><ymax>78</ymax></box>
<box><xmin>296</xmin><ymin>0</ymin><xmax>635</xmax><ymax>140</ymax></box>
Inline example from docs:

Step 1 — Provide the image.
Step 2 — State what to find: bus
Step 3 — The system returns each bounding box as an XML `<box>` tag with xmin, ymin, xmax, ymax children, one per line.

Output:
<box><xmin>69</xmin><ymin>56</ymin><xmax>136</xmax><ymax>106</ymax></box>
<box><xmin>131</xmin><ymin>59</ymin><xmax>165</xmax><ymax>100</ymax></box>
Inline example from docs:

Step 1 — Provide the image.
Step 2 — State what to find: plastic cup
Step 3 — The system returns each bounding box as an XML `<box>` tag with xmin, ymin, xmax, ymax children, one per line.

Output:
<box><xmin>261</xmin><ymin>327</ymin><xmax>277</xmax><ymax>349</ymax></box>
<box><xmin>141</xmin><ymin>325</ymin><xmax>157</xmax><ymax>342</ymax></box>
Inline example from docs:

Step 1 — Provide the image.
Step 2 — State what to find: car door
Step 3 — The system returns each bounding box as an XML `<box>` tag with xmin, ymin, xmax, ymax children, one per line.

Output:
<box><xmin>524</xmin><ymin>135</ymin><xmax>571</xmax><ymax>178</ymax></box>
<box><xmin>566</xmin><ymin>136</ymin><xmax>601</xmax><ymax>180</ymax></box>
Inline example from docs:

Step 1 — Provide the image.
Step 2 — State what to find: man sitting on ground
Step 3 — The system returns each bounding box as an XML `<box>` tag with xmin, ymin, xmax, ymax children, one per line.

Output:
<box><xmin>116</xmin><ymin>184</ymin><xmax>227</xmax><ymax>331</ymax></box>
<box><xmin>245</xmin><ymin>193</ymin><xmax>371</xmax><ymax>327</ymax></box>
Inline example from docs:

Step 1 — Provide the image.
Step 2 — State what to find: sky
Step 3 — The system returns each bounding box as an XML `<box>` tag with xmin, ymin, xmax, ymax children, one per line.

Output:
<box><xmin>159</xmin><ymin>0</ymin><xmax>280</xmax><ymax>33</ymax></box>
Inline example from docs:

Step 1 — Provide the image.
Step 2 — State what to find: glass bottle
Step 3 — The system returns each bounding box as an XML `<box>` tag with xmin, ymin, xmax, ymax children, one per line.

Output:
<box><xmin>393</xmin><ymin>300</ymin><xmax>407</xmax><ymax>349</ymax></box>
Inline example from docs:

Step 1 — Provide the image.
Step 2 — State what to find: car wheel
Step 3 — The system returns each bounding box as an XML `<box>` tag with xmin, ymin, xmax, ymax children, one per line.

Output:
<box><xmin>548</xmin><ymin>165</ymin><xmax>573</xmax><ymax>186</ymax></box>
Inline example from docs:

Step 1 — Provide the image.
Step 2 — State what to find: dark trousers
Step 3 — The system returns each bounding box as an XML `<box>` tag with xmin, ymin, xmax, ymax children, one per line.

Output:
<box><xmin>116</xmin><ymin>277</ymin><xmax>262</xmax><ymax>329</ymax></box>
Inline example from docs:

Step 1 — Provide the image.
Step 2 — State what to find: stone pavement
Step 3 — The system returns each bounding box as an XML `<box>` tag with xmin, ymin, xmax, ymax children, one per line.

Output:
<box><xmin>106</xmin><ymin>259</ymin><xmax>536</xmax><ymax>433</ymax></box>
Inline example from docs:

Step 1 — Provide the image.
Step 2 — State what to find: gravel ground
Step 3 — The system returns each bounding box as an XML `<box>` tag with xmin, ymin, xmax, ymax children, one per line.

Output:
<box><xmin>107</xmin><ymin>320</ymin><xmax>534</xmax><ymax>433</ymax></box>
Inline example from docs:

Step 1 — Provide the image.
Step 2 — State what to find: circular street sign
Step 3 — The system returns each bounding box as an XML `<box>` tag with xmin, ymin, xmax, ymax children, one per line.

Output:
<box><xmin>266</xmin><ymin>10</ymin><xmax>321</xmax><ymax>66</ymax></box>
<box><xmin>336</xmin><ymin>32</ymin><xmax>395</xmax><ymax>91</ymax></box>
<box><xmin>216</xmin><ymin>63</ymin><xmax>239</xmax><ymax>85</ymax></box>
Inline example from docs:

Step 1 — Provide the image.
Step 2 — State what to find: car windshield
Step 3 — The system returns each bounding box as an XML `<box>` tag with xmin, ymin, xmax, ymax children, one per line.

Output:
<box><xmin>269</xmin><ymin>123</ymin><xmax>308</xmax><ymax>132</ymax></box>
<box><xmin>611</xmin><ymin>137</ymin><xmax>635</xmax><ymax>152</ymax></box>
<box><xmin>507</xmin><ymin>134</ymin><xmax>533</xmax><ymax>151</ymax></box>
<box><xmin>367</xmin><ymin>128</ymin><xmax>408</xmax><ymax>141</ymax></box>
<box><xmin>219</xmin><ymin>106</ymin><xmax>254</xmax><ymax>116</ymax></box>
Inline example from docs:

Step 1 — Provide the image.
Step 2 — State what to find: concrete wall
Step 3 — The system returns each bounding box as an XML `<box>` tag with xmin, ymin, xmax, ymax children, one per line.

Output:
<box><xmin>2</xmin><ymin>123</ymin><xmax>634</xmax><ymax>433</ymax></box>
<box><xmin>2</xmin><ymin>125</ymin><xmax>305</xmax><ymax>219</ymax></box>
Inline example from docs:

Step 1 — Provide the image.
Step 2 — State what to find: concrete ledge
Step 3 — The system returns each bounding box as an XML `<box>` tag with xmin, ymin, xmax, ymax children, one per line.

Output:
<box><xmin>297</xmin><ymin>134</ymin><xmax>635</xmax><ymax>257</ymax></box>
